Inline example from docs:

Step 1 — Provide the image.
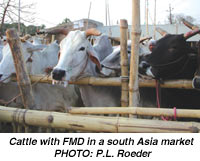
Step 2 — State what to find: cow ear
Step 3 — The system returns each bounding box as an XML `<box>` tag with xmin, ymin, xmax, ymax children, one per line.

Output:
<box><xmin>87</xmin><ymin>51</ymin><xmax>101</xmax><ymax>71</ymax></box>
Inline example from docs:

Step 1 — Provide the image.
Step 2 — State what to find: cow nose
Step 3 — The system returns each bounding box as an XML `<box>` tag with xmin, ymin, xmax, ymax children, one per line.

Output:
<box><xmin>52</xmin><ymin>69</ymin><xmax>66</xmax><ymax>81</ymax></box>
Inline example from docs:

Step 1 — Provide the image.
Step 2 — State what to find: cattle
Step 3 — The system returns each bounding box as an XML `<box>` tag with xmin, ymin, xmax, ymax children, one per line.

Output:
<box><xmin>139</xmin><ymin>29</ymin><xmax>200</xmax><ymax>80</ymax></box>
<box><xmin>52</xmin><ymin>28</ymin><xmax>123</xmax><ymax>107</ymax></box>
<box><xmin>0</xmin><ymin>39</ymin><xmax>83</xmax><ymax>111</ymax></box>
<box><xmin>0</xmin><ymin>36</ymin><xmax>7</xmax><ymax>62</ymax></box>
<box><xmin>0</xmin><ymin>39</ymin><xmax>3</xmax><ymax>62</ymax></box>
<box><xmin>100</xmin><ymin>38</ymin><xmax>151</xmax><ymax>77</ymax></box>
<box><xmin>0</xmin><ymin>40</ymin><xmax>48</xmax><ymax>82</ymax></box>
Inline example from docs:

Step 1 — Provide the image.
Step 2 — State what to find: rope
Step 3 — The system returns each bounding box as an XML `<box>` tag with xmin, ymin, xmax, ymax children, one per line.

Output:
<box><xmin>155</xmin><ymin>80</ymin><xmax>177</xmax><ymax>121</ymax></box>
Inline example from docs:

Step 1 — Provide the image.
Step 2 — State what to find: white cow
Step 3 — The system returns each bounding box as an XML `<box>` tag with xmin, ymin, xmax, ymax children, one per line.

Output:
<box><xmin>0</xmin><ymin>39</ymin><xmax>83</xmax><ymax>111</ymax></box>
<box><xmin>52</xmin><ymin>29</ymin><xmax>121</xmax><ymax>107</ymax></box>
<box><xmin>0</xmin><ymin>36</ymin><xmax>7</xmax><ymax>62</ymax></box>
<box><xmin>0</xmin><ymin>39</ymin><xmax>3</xmax><ymax>62</ymax></box>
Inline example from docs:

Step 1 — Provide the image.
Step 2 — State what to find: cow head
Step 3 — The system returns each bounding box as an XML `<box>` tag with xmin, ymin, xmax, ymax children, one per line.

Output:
<box><xmin>52</xmin><ymin>28</ymin><xmax>102</xmax><ymax>85</ymax></box>
<box><xmin>100</xmin><ymin>39</ymin><xmax>151</xmax><ymax>77</ymax></box>
<box><xmin>140</xmin><ymin>29</ymin><xmax>200</xmax><ymax>79</ymax></box>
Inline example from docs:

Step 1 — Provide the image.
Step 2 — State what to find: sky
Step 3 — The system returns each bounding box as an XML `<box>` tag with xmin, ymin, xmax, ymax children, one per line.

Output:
<box><xmin>21</xmin><ymin>0</ymin><xmax>200</xmax><ymax>28</ymax></box>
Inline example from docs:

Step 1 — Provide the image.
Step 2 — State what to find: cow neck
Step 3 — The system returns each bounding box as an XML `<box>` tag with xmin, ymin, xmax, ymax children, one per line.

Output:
<box><xmin>154</xmin><ymin>55</ymin><xmax>190</xmax><ymax>79</ymax></box>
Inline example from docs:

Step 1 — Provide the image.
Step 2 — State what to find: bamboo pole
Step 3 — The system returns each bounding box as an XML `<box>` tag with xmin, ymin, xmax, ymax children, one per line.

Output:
<box><xmin>153</xmin><ymin>0</ymin><xmax>157</xmax><ymax>39</ymax></box>
<box><xmin>145</xmin><ymin>0</ymin><xmax>149</xmax><ymax>36</ymax></box>
<box><xmin>0</xmin><ymin>106</ymin><xmax>199</xmax><ymax>133</ymax></box>
<box><xmin>6</xmin><ymin>29</ymin><xmax>36</xmax><ymax>132</ymax></box>
<box><xmin>6</xmin><ymin>29</ymin><xmax>35</xmax><ymax>110</ymax></box>
<box><xmin>68</xmin><ymin>107</ymin><xmax>200</xmax><ymax>119</ymax></box>
<box><xmin>120</xmin><ymin>19</ymin><xmax>129</xmax><ymax>107</ymax></box>
<box><xmin>11</xmin><ymin>75</ymin><xmax>194</xmax><ymax>89</ymax></box>
<box><xmin>129</xmin><ymin>0</ymin><xmax>141</xmax><ymax>107</ymax></box>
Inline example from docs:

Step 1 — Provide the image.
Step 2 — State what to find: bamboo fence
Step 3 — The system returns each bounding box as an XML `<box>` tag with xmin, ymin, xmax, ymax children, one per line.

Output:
<box><xmin>0</xmin><ymin>106</ymin><xmax>199</xmax><ymax>133</ymax></box>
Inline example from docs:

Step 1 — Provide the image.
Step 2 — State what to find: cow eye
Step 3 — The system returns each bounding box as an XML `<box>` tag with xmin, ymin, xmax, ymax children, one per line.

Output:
<box><xmin>79</xmin><ymin>47</ymin><xmax>85</xmax><ymax>51</ymax></box>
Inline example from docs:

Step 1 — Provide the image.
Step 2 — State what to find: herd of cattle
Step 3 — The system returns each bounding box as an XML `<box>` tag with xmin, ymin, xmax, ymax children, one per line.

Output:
<box><xmin>0</xmin><ymin>21</ymin><xmax>200</xmax><ymax>113</ymax></box>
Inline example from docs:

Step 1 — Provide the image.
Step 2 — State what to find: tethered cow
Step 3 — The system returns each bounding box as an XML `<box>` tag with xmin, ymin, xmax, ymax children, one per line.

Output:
<box><xmin>139</xmin><ymin>28</ymin><xmax>200</xmax><ymax>80</ymax></box>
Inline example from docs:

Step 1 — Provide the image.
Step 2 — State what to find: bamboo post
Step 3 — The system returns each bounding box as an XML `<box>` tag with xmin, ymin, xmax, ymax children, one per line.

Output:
<box><xmin>129</xmin><ymin>0</ymin><xmax>141</xmax><ymax>107</ymax></box>
<box><xmin>6</xmin><ymin>29</ymin><xmax>35</xmax><ymax>110</ymax></box>
<box><xmin>6</xmin><ymin>29</ymin><xmax>36</xmax><ymax>132</ymax></box>
<box><xmin>0</xmin><ymin>106</ymin><xmax>199</xmax><ymax>133</ymax></box>
<box><xmin>153</xmin><ymin>0</ymin><xmax>157</xmax><ymax>39</ymax></box>
<box><xmin>120</xmin><ymin>19</ymin><xmax>129</xmax><ymax>107</ymax></box>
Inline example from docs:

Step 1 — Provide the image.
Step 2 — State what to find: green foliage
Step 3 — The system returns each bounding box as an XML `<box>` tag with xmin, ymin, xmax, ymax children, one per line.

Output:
<box><xmin>1</xmin><ymin>23</ymin><xmax>46</xmax><ymax>35</ymax></box>
<box><xmin>59</xmin><ymin>18</ymin><xmax>71</xmax><ymax>25</ymax></box>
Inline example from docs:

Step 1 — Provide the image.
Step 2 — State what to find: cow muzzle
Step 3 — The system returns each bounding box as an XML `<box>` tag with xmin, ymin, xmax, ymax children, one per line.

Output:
<box><xmin>139</xmin><ymin>61</ymin><xmax>150</xmax><ymax>75</ymax></box>
<box><xmin>52</xmin><ymin>69</ymin><xmax>66</xmax><ymax>81</ymax></box>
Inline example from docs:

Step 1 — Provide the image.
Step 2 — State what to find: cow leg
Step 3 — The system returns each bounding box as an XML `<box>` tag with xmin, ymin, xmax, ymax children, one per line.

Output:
<box><xmin>192</xmin><ymin>41</ymin><xmax>200</xmax><ymax>89</ymax></box>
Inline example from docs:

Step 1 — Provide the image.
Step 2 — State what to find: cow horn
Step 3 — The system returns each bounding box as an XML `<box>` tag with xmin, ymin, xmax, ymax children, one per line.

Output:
<box><xmin>182</xmin><ymin>18</ymin><xmax>199</xmax><ymax>30</ymax></box>
<box><xmin>20</xmin><ymin>34</ymin><xmax>32</xmax><ymax>42</ymax></box>
<box><xmin>156</xmin><ymin>27</ymin><xmax>168</xmax><ymax>36</ymax></box>
<box><xmin>184</xmin><ymin>28</ymin><xmax>200</xmax><ymax>40</ymax></box>
<box><xmin>139</xmin><ymin>36</ymin><xmax>152</xmax><ymax>43</ymax></box>
<box><xmin>38</xmin><ymin>28</ymin><xmax>69</xmax><ymax>35</ymax></box>
<box><xmin>23</xmin><ymin>34</ymin><xmax>32</xmax><ymax>40</ymax></box>
<box><xmin>85</xmin><ymin>28</ymin><xmax>101</xmax><ymax>38</ymax></box>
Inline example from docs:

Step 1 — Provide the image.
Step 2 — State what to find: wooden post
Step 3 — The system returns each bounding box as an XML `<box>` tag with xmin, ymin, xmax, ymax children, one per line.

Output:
<box><xmin>129</xmin><ymin>0</ymin><xmax>141</xmax><ymax>107</ymax></box>
<box><xmin>120</xmin><ymin>19</ymin><xmax>129</xmax><ymax>107</ymax></box>
<box><xmin>6</xmin><ymin>29</ymin><xmax>35</xmax><ymax>110</ymax></box>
